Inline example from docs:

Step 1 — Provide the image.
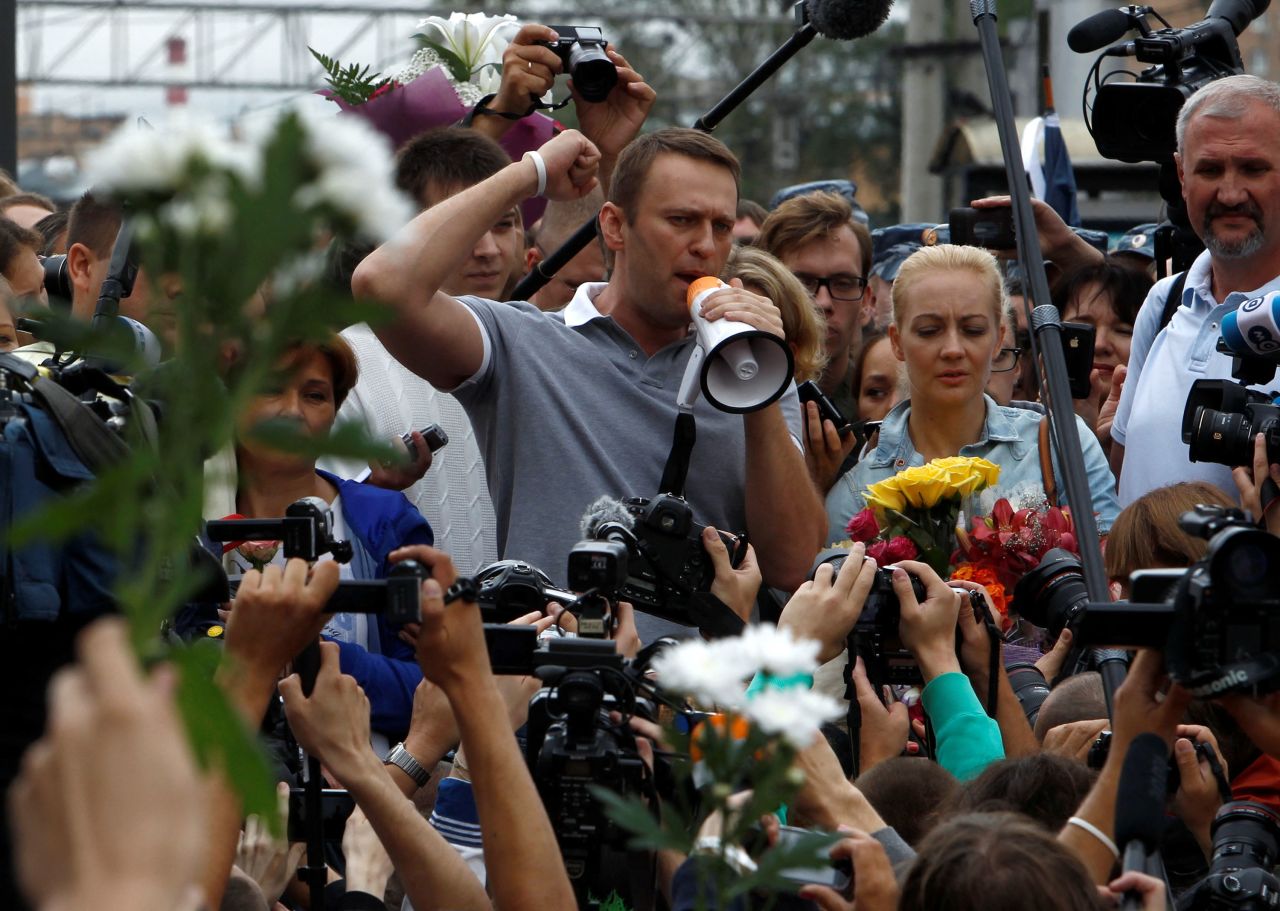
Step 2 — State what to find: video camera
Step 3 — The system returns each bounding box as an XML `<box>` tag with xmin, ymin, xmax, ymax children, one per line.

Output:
<box><xmin>1023</xmin><ymin>506</ymin><xmax>1280</xmax><ymax>697</ymax></box>
<box><xmin>1182</xmin><ymin>291</ymin><xmax>1280</xmax><ymax>468</ymax></box>
<box><xmin>1075</xmin><ymin>0</ymin><xmax>1268</xmax><ymax>164</ymax></box>
<box><xmin>539</xmin><ymin>26</ymin><xmax>617</xmax><ymax>103</ymax></box>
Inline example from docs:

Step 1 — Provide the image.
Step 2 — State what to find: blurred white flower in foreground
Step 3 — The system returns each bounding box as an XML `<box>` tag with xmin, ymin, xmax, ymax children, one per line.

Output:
<box><xmin>740</xmin><ymin>687</ymin><xmax>843</xmax><ymax>749</ymax></box>
<box><xmin>86</xmin><ymin>116</ymin><xmax>260</xmax><ymax>195</ymax></box>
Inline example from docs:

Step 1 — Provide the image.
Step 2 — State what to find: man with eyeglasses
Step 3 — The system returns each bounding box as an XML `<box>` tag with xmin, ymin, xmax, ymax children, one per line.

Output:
<box><xmin>756</xmin><ymin>191</ymin><xmax>873</xmax><ymax>491</ymax></box>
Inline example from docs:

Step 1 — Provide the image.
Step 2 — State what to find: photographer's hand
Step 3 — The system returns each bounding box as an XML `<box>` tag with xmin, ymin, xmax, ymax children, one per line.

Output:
<box><xmin>705</xmin><ymin>529</ymin><xmax>761</xmax><ymax>628</ymax></box>
<box><xmin>1042</xmin><ymin>719</ymin><xmax>1109</xmax><ymax>762</ymax></box>
<box><xmin>1171</xmin><ymin>725</ymin><xmax>1228</xmax><ymax>858</ymax></box>
<box><xmin>850</xmin><ymin>657</ymin><xmax>909</xmax><ymax>771</ymax></box>
<box><xmin>9</xmin><ymin>618</ymin><xmax>207</xmax><ymax>911</ymax></box>
<box><xmin>279</xmin><ymin>641</ymin><xmax>375</xmax><ymax>782</ymax></box>
<box><xmin>778</xmin><ymin>543</ymin><xmax>877</xmax><ymax>664</ymax></box>
<box><xmin>893</xmin><ymin>561</ymin><xmax>963</xmax><ymax>682</ymax></box>
<box><xmin>1231</xmin><ymin>432</ymin><xmax>1280</xmax><ymax>536</ymax></box>
<box><xmin>235</xmin><ymin>783</ymin><xmax>304</xmax><ymax>905</ymax></box>
<box><xmin>804</xmin><ymin>402</ymin><xmax>858</xmax><ymax>495</ymax></box>
<box><xmin>572</xmin><ymin>47</ymin><xmax>656</xmax><ymax>189</ymax></box>
<box><xmin>1099</xmin><ymin>871</ymin><xmax>1166</xmax><ymax>911</ymax></box>
<box><xmin>476</xmin><ymin>23</ymin><xmax>561</xmax><ymax>141</ymax></box>
<box><xmin>798</xmin><ymin>829</ymin><xmax>900</xmax><ymax>911</ymax></box>
<box><xmin>341</xmin><ymin>808</ymin><xmax>394</xmax><ymax>902</ymax></box>
<box><xmin>969</xmin><ymin>195</ymin><xmax>1103</xmax><ymax>274</ymax></box>
<box><xmin>220</xmin><ymin>558</ymin><xmax>340</xmax><ymax>721</ymax></box>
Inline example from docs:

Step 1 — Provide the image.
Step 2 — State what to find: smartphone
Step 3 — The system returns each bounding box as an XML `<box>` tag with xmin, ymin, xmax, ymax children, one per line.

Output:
<box><xmin>747</xmin><ymin>824</ymin><xmax>853</xmax><ymax>894</ymax></box>
<box><xmin>287</xmin><ymin>788</ymin><xmax>355</xmax><ymax>842</ymax></box>
<box><xmin>402</xmin><ymin>423</ymin><xmax>449</xmax><ymax>461</ymax></box>
<box><xmin>797</xmin><ymin>380</ymin><xmax>853</xmax><ymax>438</ymax></box>
<box><xmin>1059</xmin><ymin>322</ymin><xmax>1096</xmax><ymax>400</ymax></box>
<box><xmin>949</xmin><ymin>206</ymin><xmax>1016</xmax><ymax>249</ymax></box>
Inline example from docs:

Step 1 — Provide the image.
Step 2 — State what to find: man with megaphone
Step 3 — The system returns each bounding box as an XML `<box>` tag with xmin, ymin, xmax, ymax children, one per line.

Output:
<box><xmin>354</xmin><ymin>120</ymin><xmax>826</xmax><ymax>639</ymax></box>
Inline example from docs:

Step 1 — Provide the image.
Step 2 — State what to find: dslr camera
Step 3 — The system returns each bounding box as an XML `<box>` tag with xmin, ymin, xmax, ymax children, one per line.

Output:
<box><xmin>810</xmin><ymin>548</ymin><xmax>991</xmax><ymax>688</ymax></box>
<box><xmin>1055</xmin><ymin>506</ymin><xmax>1280</xmax><ymax>697</ymax></box>
<box><xmin>539</xmin><ymin>26</ymin><xmax>617</xmax><ymax>103</ymax></box>
<box><xmin>1179</xmin><ymin>801</ymin><xmax>1280</xmax><ymax>910</ymax></box>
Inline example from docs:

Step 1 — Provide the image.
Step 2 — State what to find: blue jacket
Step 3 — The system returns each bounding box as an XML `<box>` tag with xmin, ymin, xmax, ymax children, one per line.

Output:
<box><xmin>316</xmin><ymin>470</ymin><xmax>433</xmax><ymax>738</ymax></box>
<box><xmin>2</xmin><ymin>402</ymin><xmax>119</xmax><ymax>623</ymax></box>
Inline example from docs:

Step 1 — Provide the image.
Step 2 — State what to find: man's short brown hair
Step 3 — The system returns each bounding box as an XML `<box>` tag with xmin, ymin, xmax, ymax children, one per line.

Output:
<box><xmin>67</xmin><ymin>191</ymin><xmax>123</xmax><ymax>259</ymax></box>
<box><xmin>607</xmin><ymin>128</ymin><xmax>740</xmax><ymax>222</ymax></box>
<box><xmin>0</xmin><ymin>217</ymin><xmax>42</xmax><ymax>277</ymax></box>
<box><xmin>395</xmin><ymin>127</ymin><xmax>512</xmax><ymax>207</ymax></box>
<box><xmin>755</xmin><ymin>191</ymin><xmax>872</xmax><ymax>279</ymax></box>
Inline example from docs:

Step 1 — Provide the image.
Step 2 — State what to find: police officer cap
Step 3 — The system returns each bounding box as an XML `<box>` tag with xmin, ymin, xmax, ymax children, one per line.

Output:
<box><xmin>769</xmin><ymin>180</ymin><xmax>869</xmax><ymax>224</ymax></box>
<box><xmin>1111</xmin><ymin>222</ymin><xmax>1159</xmax><ymax>260</ymax></box>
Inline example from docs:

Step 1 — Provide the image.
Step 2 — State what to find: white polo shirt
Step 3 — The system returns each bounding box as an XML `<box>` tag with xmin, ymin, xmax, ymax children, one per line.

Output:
<box><xmin>1113</xmin><ymin>250</ymin><xmax>1280</xmax><ymax>506</ymax></box>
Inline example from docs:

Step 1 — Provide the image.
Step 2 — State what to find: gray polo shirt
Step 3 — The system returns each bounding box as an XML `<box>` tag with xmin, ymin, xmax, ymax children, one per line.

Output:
<box><xmin>451</xmin><ymin>282</ymin><xmax>804</xmax><ymax>637</ymax></box>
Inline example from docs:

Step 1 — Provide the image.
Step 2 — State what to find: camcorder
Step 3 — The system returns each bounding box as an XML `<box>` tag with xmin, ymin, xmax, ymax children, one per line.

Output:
<box><xmin>809</xmin><ymin>548</ymin><xmax>994</xmax><ymax>690</ymax></box>
<box><xmin>1075</xmin><ymin>0</ymin><xmax>1266</xmax><ymax>163</ymax></box>
<box><xmin>1020</xmin><ymin>506</ymin><xmax>1280</xmax><ymax>698</ymax></box>
<box><xmin>539</xmin><ymin>26</ymin><xmax>617</xmax><ymax>103</ymax></box>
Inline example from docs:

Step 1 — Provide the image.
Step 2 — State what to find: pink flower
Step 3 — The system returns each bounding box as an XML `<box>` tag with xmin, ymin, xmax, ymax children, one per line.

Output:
<box><xmin>237</xmin><ymin>540</ymin><xmax>280</xmax><ymax>569</ymax></box>
<box><xmin>845</xmin><ymin>508</ymin><xmax>880</xmax><ymax>543</ymax></box>
<box><xmin>882</xmin><ymin>536</ymin><xmax>919</xmax><ymax>563</ymax></box>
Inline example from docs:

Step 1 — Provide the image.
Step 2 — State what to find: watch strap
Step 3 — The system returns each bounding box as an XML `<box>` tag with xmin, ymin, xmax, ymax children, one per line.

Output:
<box><xmin>384</xmin><ymin>742</ymin><xmax>430</xmax><ymax>788</ymax></box>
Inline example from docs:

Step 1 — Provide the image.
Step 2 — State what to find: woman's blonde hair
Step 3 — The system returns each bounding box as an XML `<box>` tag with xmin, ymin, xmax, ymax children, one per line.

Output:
<box><xmin>892</xmin><ymin>244</ymin><xmax>1007</xmax><ymax>327</ymax></box>
<box><xmin>725</xmin><ymin>245</ymin><xmax>828</xmax><ymax>383</ymax></box>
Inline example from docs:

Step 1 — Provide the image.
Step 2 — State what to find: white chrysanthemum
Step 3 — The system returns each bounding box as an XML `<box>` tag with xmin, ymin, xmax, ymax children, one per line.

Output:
<box><xmin>734</xmin><ymin>624</ymin><xmax>822</xmax><ymax>679</ymax></box>
<box><xmin>86</xmin><ymin>116</ymin><xmax>261</xmax><ymax>195</ymax></box>
<box><xmin>159</xmin><ymin>194</ymin><xmax>232</xmax><ymax>238</ymax></box>
<box><xmin>271</xmin><ymin>250</ymin><xmax>329</xmax><ymax>298</ymax></box>
<box><xmin>650</xmin><ymin>640</ymin><xmax>751</xmax><ymax>706</ymax></box>
<box><xmin>740</xmin><ymin>688</ymin><xmax>843</xmax><ymax>749</ymax></box>
<box><xmin>286</xmin><ymin>108</ymin><xmax>414</xmax><ymax>241</ymax></box>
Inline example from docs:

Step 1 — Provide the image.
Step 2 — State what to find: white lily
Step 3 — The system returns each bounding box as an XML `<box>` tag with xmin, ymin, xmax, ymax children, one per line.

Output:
<box><xmin>415</xmin><ymin>12</ymin><xmax>519</xmax><ymax>77</ymax></box>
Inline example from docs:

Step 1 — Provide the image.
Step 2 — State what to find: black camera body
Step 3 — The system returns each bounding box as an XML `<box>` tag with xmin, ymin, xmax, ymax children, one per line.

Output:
<box><xmin>810</xmin><ymin>548</ymin><xmax>988</xmax><ymax>688</ymax></box>
<box><xmin>596</xmin><ymin>494</ymin><xmax>746</xmax><ymax>628</ymax></box>
<box><xmin>472</xmin><ymin>559</ymin><xmax>576</xmax><ymax>623</ymax></box>
<box><xmin>1077</xmin><ymin>507</ymin><xmax>1280</xmax><ymax>697</ymax></box>
<box><xmin>539</xmin><ymin>26</ymin><xmax>617</xmax><ymax>103</ymax></box>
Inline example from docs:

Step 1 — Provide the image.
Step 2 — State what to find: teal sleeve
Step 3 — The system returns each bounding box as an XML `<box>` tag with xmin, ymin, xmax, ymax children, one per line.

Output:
<box><xmin>921</xmin><ymin>672</ymin><xmax>1004</xmax><ymax>782</ymax></box>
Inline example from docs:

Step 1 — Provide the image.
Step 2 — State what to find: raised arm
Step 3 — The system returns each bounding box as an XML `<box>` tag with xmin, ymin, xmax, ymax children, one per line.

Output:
<box><xmin>352</xmin><ymin>129</ymin><xmax>601</xmax><ymax>389</ymax></box>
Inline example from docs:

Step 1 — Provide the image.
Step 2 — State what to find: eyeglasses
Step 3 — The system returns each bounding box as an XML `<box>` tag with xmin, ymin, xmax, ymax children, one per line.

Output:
<box><xmin>991</xmin><ymin>347</ymin><xmax>1023</xmax><ymax>373</ymax></box>
<box><xmin>796</xmin><ymin>274</ymin><xmax>867</xmax><ymax>303</ymax></box>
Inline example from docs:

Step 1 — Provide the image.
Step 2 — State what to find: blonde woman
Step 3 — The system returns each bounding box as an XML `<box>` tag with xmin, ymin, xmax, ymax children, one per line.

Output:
<box><xmin>824</xmin><ymin>245</ymin><xmax>1119</xmax><ymax>544</ymax></box>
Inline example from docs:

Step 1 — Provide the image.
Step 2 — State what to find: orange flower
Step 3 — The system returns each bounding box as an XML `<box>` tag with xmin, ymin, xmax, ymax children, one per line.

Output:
<box><xmin>688</xmin><ymin>713</ymin><xmax>752</xmax><ymax>764</ymax></box>
<box><xmin>950</xmin><ymin>563</ymin><xmax>1011</xmax><ymax>624</ymax></box>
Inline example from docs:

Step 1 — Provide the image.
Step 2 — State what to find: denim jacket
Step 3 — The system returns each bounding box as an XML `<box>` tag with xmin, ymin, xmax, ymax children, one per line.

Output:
<box><xmin>824</xmin><ymin>396</ymin><xmax>1120</xmax><ymax>545</ymax></box>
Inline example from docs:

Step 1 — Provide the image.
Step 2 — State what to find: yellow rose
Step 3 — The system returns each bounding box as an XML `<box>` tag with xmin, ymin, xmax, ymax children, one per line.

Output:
<box><xmin>864</xmin><ymin>476</ymin><xmax>906</xmax><ymax>513</ymax></box>
<box><xmin>971</xmin><ymin>457</ymin><xmax>1001</xmax><ymax>488</ymax></box>
<box><xmin>903</xmin><ymin>466</ymin><xmax>952</xmax><ymax>508</ymax></box>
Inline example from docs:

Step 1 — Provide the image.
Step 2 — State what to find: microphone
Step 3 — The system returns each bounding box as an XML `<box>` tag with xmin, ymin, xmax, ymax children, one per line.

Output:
<box><xmin>806</xmin><ymin>0</ymin><xmax>895</xmax><ymax>41</ymax></box>
<box><xmin>579</xmin><ymin>495</ymin><xmax>635</xmax><ymax>540</ymax></box>
<box><xmin>1114</xmin><ymin>733</ymin><xmax>1171</xmax><ymax>909</ymax></box>
<box><xmin>1220</xmin><ymin>290</ymin><xmax>1280</xmax><ymax>359</ymax></box>
<box><xmin>1068</xmin><ymin>7</ymin><xmax>1140</xmax><ymax>53</ymax></box>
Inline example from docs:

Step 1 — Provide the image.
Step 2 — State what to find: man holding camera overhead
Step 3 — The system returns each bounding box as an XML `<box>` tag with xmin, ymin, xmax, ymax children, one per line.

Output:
<box><xmin>354</xmin><ymin>32</ymin><xmax>825</xmax><ymax>640</ymax></box>
<box><xmin>1112</xmin><ymin>75</ymin><xmax>1280</xmax><ymax>506</ymax></box>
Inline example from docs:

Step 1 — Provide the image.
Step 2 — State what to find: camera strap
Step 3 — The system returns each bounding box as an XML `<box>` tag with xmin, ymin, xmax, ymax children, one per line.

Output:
<box><xmin>464</xmin><ymin>93</ymin><xmax>572</xmax><ymax>124</ymax></box>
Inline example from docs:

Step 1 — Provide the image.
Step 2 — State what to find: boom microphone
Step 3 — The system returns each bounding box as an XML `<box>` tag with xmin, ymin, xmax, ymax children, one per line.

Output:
<box><xmin>1068</xmin><ymin>7</ymin><xmax>1140</xmax><ymax>53</ymax></box>
<box><xmin>806</xmin><ymin>0</ymin><xmax>894</xmax><ymax>41</ymax></box>
<box><xmin>1114</xmin><ymin>733</ymin><xmax>1171</xmax><ymax>910</ymax></box>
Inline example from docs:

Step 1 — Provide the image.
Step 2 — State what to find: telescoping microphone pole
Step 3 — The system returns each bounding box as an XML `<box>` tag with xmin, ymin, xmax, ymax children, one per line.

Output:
<box><xmin>511</xmin><ymin>0</ymin><xmax>893</xmax><ymax>300</ymax></box>
<box><xmin>967</xmin><ymin>1</ymin><xmax>1125</xmax><ymax>708</ymax></box>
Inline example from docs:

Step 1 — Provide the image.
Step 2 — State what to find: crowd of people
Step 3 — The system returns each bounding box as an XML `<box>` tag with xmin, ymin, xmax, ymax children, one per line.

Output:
<box><xmin>4</xmin><ymin>17</ymin><xmax>1280</xmax><ymax>910</ymax></box>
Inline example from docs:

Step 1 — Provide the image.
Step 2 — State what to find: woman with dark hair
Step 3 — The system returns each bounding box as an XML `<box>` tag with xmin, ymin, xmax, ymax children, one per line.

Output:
<box><xmin>206</xmin><ymin>335</ymin><xmax>433</xmax><ymax>747</ymax></box>
<box><xmin>1056</xmin><ymin>258</ymin><xmax>1153</xmax><ymax>444</ymax></box>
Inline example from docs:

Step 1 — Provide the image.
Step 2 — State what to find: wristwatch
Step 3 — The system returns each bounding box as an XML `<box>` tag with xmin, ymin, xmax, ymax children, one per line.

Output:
<box><xmin>384</xmin><ymin>742</ymin><xmax>431</xmax><ymax>788</ymax></box>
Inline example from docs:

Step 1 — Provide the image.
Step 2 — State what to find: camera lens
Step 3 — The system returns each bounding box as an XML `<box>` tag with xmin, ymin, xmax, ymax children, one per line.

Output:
<box><xmin>1228</xmin><ymin>541</ymin><xmax>1269</xmax><ymax>588</ymax></box>
<box><xmin>1189</xmin><ymin>407</ymin><xmax>1255</xmax><ymax>467</ymax></box>
<box><xmin>1013</xmin><ymin>548</ymin><xmax>1088</xmax><ymax>636</ymax></box>
<box><xmin>567</xmin><ymin>43</ymin><xmax>617</xmax><ymax>103</ymax></box>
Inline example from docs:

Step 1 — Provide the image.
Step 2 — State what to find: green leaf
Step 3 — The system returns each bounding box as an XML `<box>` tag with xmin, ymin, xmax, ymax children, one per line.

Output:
<box><xmin>245</xmin><ymin>418</ymin><xmax>401</xmax><ymax>465</ymax></box>
<box><xmin>590</xmin><ymin>785</ymin><xmax>687</xmax><ymax>854</ymax></box>
<box><xmin>309</xmin><ymin>47</ymin><xmax>394</xmax><ymax>106</ymax></box>
<box><xmin>416</xmin><ymin>39</ymin><xmax>473</xmax><ymax>85</ymax></box>
<box><xmin>173</xmin><ymin>644</ymin><xmax>282</xmax><ymax>835</ymax></box>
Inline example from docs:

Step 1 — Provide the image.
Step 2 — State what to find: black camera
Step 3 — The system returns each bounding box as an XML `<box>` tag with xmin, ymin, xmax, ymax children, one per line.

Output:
<box><xmin>1014</xmin><ymin>547</ymin><xmax>1092</xmax><ymax>639</ymax></box>
<box><xmin>1076</xmin><ymin>506</ymin><xmax>1280</xmax><ymax>697</ymax></box>
<box><xmin>540</xmin><ymin>26</ymin><xmax>617</xmax><ymax>103</ymax></box>
<box><xmin>41</xmin><ymin>253</ymin><xmax>72</xmax><ymax>304</ymax></box>
<box><xmin>1183</xmin><ymin>377</ymin><xmax>1280</xmax><ymax>468</ymax></box>
<box><xmin>1079</xmin><ymin>1</ymin><xmax>1265</xmax><ymax>164</ymax></box>
<box><xmin>523</xmin><ymin>636</ymin><xmax>671</xmax><ymax>907</ymax></box>
<box><xmin>1179</xmin><ymin>801</ymin><xmax>1280</xmax><ymax>910</ymax></box>
<box><xmin>584</xmin><ymin>493</ymin><xmax>748</xmax><ymax>636</ymax></box>
<box><xmin>472</xmin><ymin>559</ymin><xmax>576</xmax><ymax>624</ymax></box>
<box><xmin>810</xmin><ymin>548</ymin><xmax>990</xmax><ymax>688</ymax></box>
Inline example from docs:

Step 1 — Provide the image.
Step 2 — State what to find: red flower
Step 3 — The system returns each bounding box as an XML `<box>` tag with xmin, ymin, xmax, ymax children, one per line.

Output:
<box><xmin>845</xmin><ymin>507</ymin><xmax>880</xmax><ymax>543</ymax></box>
<box><xmin>867</xmin><ymin>540</ymin><xmax>889</xmax><ymax>566</ymax></box>
<box><xmin>882</xmin><ymin>536</ymin><xmax>919</xmax><ymax>563</ymax></box>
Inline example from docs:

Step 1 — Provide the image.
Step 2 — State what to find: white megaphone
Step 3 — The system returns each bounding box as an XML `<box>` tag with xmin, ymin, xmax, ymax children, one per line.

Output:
<box><xmin>683</xmin><ymin>277</ymin><xmax>794</xmax><ymax>413</ymax></box>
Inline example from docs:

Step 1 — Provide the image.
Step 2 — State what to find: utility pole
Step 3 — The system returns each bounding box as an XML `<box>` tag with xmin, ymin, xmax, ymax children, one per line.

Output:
<box><xmin>1</xmin><ymin>0</ymin><xmax>16</xmax><ymax>177</ymax></box>
<box><xmin>899</xmin><ymin>0</ymin><xmax>945</xmax><ymax>222</ymax></box>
